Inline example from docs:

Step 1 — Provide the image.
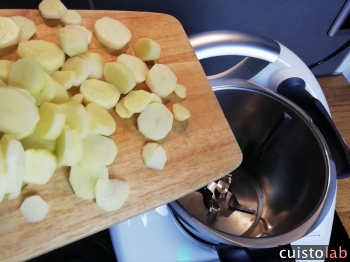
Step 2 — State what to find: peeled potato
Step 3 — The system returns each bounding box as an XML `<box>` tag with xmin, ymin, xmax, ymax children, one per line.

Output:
<box><xmin>51</xmin><ymin>71</ymin><xmax>75</xmax><ymax>90</ymax></box>
<box><xmin>17</xmin><ymin>40</ymin><xmax>66</xmax><ymax>73</ymax></box>
<box><xmin>150</xmin><ymin>93</ymin><xmax>162</xmax><ymax>103</ymax></box>
<box><xmin>117</xmin><ymin>54</ymin><xmax>149</xmax><ymax>83</ymax></box>
<box><xmin>174</xmin><ymin>84</ymin><xmax>187</xmax><ymax>99</ymax></box>
<box><xmin>15</xmin><ymin>122</ymin><xmax>36</xmax><ymax>140</ymax></box>
<box><xmin>137</xmin><ymin>103</ymin><xmax>173</xmax><ymax>141</ymax></box>
<box><xmin>141</xmin><ymin>142</ymin><xmax>167</xmax><ymax>170</ymax></box>
<box><xmin>146</xmin><ymin>64</ymin><xmax>177</xmax><ymax>97</ymax></box>
<box><xmin>56</xmin><ymin>124</ymin><xmax>83</xmax><ymax>166</ymax></box>
<box><xmin>60</xmin><ymin>101</ymin><xmax>89</xmax><ymax>138</ymax></box>
<box><xmin>35</xmin><ymin>73</ymin><xmax>58</xmax><ymax>106</ymax></box>
<box><xmin>95</xmin><ymin>178</ymin><xmax>130</xmax><ymax>212</ymax></box>
<box><xmin>78</xmin><ymin>134</ymin><xmax>118</xmax><ymax>168</ymax></box>
<box><xmin>19</xmin><ymin>195</ymin><xmax>49</xmax><ymax>223</ymax></box>
<box><xmin>0</xmin><ymin>60</ymin><xmax>13</xmax><ymax>84</ymax></box>
<box><xmin>8</xmin><ymin>58</ymin><xmax>46</xmax><ymax>97</ymax></box>
<box><xmin>58</xmin><ymin>26</ymin><xmax>88</xmax><ymax>57</ymax></box>
<box><xmin>23</xmin><ymin>149</ymin><xmax>57</xmax><ymax>185</ymax></box>
<box><xmin>78</xmin><ymin>52</ymin><xmax>105</xmax><ymax>79</ymax></box>
<box><xmin>6</xmin><ymin>87</ymin><xmax>35</xmax><ymax>103</ymax></box>
<box><xmin>173</xmin><ymin>103</ymin><xmax>191</xmax><ymax>121</ymax></box>
<box><xmin>69</xmin><ymin>165</ymin><xmax>108</xmax><ymax>200</ymax></box>
<box><xmin>115</xmin><ymin>97</ymin><xmax>134</xmax><ymax>118</ymax></box>
<box><xmin>0</xmin><ymin>87</ymin><xmax>39</xmax><ymax>134</ymax></box>
<box><xmin>51</xmin><ymin>81</ymin><xmax>70</xmax><ymax>104</ymax></box>
<box><xmin>61</xmin><ymin>57</ymin><xmax>90</xmax><ymax>86</ymax></box>
<box><xmin>39</xmin><ymin>0</ymin><xmax>67</xmax><ymax>19</ymax></box>
<box><xmin>103</xmin><ymin>61</ymin><xmax>136</xmax><ymax>94</ymax></box>
<box><xmin>80</xmin><ymin>79</ymin><xmax>120</xmax><ymax>109</ymax></box>
<box><xmin>70</xmin><ymin>93</ymin><xmax>84</xmax><ymax>104</ymax></box>
<box><xmin>59</xmin><ymin>10</ymin><xmax>82</xmax><ymax>25</ymax></box>
<box><xmin>94</xmin><ymin>17</ymin><xmax>131</xmax><ymax>50</ymax></box>
<box><xmin>86</xmin><ymin>103</ymin><xmax>116</xmax><ymax>136</ymax></box>
<box><xmin>0</xmin><ymin>17</ymin><xmax>20</xmax><ymax>49</ymax></box>
<box><xmin>135</xmin><ymin>38</ymin><xmax>161</xmax><ymax>61</ymax></box>
<box><xmin>36</xmin><ymin>102</ymin><xmax>66</xmax><ymax>140</ymax></box>
<box><xmin>10</xmin><ymin>16</ymin><xmax>36</xmax><ymax>42</ymax></box>
<box><xmin>65</xmin><ymin>25</ymin><xmax>92</xmax><ymax>44</ymax></box>
<box><xmin>124</xmin><ymin>90</ymin><xmax>151</xmax><ymax>113</ymax></box>
<box><xmin>20</xmin><ymin>132</ymin><xmax>56</xmax><ymax>153</ymax></box>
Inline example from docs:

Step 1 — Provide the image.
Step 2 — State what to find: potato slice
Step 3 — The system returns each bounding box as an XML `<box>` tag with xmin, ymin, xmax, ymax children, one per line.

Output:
<box><xmin>86</xmin><ymin>103</ymin><xmax>116</xmax><ymax>136</ymax></box>
<box><xmin>77</xmin><ymin>52</ymin><xmax>105</xmax><ymax>79</ymax></box>
<box><xmin>137</xmin><ymin>103</ymin><xmax>173</xmax><ymax>141</ymax></box>
<box><xmin>104</xmin><ymin>61</ymin><xmax>136</xmax><ymax>94</ymax></box>
<box><xmin>141</xmin><ymin>142</ymin><xmax>167</xmax><ymax>170</ymax></box>
<box><xmin>60</xmin><ymin>101</ymin><xmax>89</xmax><ymax>138</ymax></box>
<box><xmin>15</xmin><ymin>122</ymin><xmax>36</xmax><ymax>140</ymax></box>
<box><xmin>146</xmin><ymin>64</ymin><xmax>177</xmax><ymax>98</ymax></box>
<box><xmin>24</xmin><ymin>149</ymin><xmax>57</xmax><ymax>185</ymax></box>
<box><xmin>20</xmin><ymin>195</ymin><xmax>49</xmax><ymax>222</ymax></box>
<box><xmin>65</xmin><ymin>25</ymin><xmax>92</xmax><ymax>44</ymax></box>
<box><xmin>124</xmin><ymin>90</ymin><xmax>151</xmax><ymax>113</ymax></box>
<box><xmin>20</xmin><ymin>133</ymin><xmax>56</xmax><ymax>153</ymax></box>
<box><xmin>0</xmin><ymin>17</ymin><xmax>20</xmax><ymax>49</ymax></box>
<box><xmin>17</xmin><ymin>40</ymin><xmax>65</xmax><ymax>73</ymax></box>
<box><xmin>78</xmin><ymin>134</ymin><xmax>118</xmax><ymax>168</ymax></box>
<box><xmin>35</xmin><ymin>73</ymin><xmax>58</xmax><ymax>106</ymax></box>
<box><xmin>10</xmin><ymin>16</ymin><xmax>36</xmax><ymax>42</ymax></box>
<box><xmin>174</xmin><ymin>84</ymin><xmax>187</xmax><ymax>99</ymax></box>
<box><xmin>0</xmin><ymin>87</ymin><xmax>39</xmax><ymax>134</ymax></box>
<box><xmin>115</xmin><ymin>97</ymin><xmax>134</xmax><ymax>118</ymax></box>
<box><xmin>58</xmin><ymin>26</ymin><xmax>88</xmax><ymax>57</ymax></box>
<box><xmin>173</xmin><ymin>104</ymin><xmax>191</xmax><ymax>121</ymax></box>
<box><xmin>39</xmin><ymin>0</ymin><xmax>67</xmax><ymax>19</ymax></box>
<box><xmin>36</xmin><ymin>102</ymin><xmax>66</xmax><ymax>140</ymax></box>
<box><xmin>95</xmin><ymin>178</ymin><xmax>130</xmax><ymax>211</ymax></box>
<box><xmin>61</xmin><ymin>57</ymin><xmax>90</xmax><ymax>86</ymax></box>
<box><xmin>80</xmin><ymin>79</ymin><xmax>120</xmax><ymax>109</ymax></box>
<box><xmin>69</xmin><ymin>165</ymin><xmax>108</xmax><ymax>200</ymax></box>
<box><xmin>0</xmin><ymin>60</ymin><xmax>13</xmax><ymax>83</ymax></box>
<box><xmin>150</xmin><ymin>93</ymin><xmax>162</xmax><ymax>103</ymax></box>
<box><xmin>51</xmin><ymin>81</ymin><xmax>70</xmax><ymax>104</ymax></box>
<box><xmin>94</xmin><ymin>17</ymin><xmax>131</xmax><ymax>50</ymax></box>
<box><xmin>8</xmin><ymin>58</ymin><xmax>45</xmax><ymax>97</ymax></box>
<box><xmin>51</xmin><ymin>71</ymin><xmax>75</xmax><ymax>90</ymax></box>
<box><xmin>56</xmin><ymin>124</ymin><xmax>83</xmax><ymax>166</ymax></box>
<box><xmin>135</xmin><ymin>38</ymin><xmax>161</xmax><ymax>61</ymax></box>
<box><xmin>117</xmin><ymin>54</ymin><xmax>149</xmax><ymax>83</ymax></box>
<box><xmin>59</xmin><ymin>10</ymin><xmax>82</xmax><ymax>25</ymax></box>
<box><xmin>70</xmin><ymin>93</ymin><xmax>83</xmax><ymax>104</ymax></box>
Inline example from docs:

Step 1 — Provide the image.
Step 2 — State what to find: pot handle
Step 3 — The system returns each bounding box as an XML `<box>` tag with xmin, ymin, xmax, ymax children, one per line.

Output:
<box><xmin>277</xmin><ymin>77</ymin><xmax>350</xmax><ymax>179</ymax></box>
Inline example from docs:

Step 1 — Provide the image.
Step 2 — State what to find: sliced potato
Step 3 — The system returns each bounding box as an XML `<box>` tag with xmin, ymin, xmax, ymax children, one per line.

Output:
<box><xmin>78</xmin><ymin>134</ymin><xmax>118</xmax><ymax>168</ymax></box>
<box><xmin>59</xmin><ymin>10</ymin><xmax>82</xmax><ymax>25</ymax></box>
<box><xmin>95</xmin><ymin>178</ymin><xmax>130</xmax><ymax>212</ymax></box>
<box><xmin>117</xmin><ymin>54</ymin><xmax>149</xmax><ymax>83</ymax></box>
<box><xmin>51</xmin><ymin>81</ymin><xmax>70</xmax><ymax>104</ymax></box>
<box><xmin>0</xmin><ymin>60</ymin><xmax>14</xmax><ymax>83</ymax></box>
<box><xmin>94</xmin><ymin>17</ymin><xmax>131</xmax><ymax>50</ymax></box>
<box><xmin>36</xmin><ymin>102</ymin><xmax>66</xmax><ymax>140</ymax></box>
<box><xmin>23</xmin><ymin>149</ymin><xmax>57</xmax><ymax>185</ymax></box>
<box><xmin>56</xmin><ymin>124</ymin><xmax>83</xmax><ymax>166</ymax></box>
<box><xmin>103</xmin><ymin>61</ymin><xmax>136</xmax><ymax>94</ymax></box>
<box><xmin>0</xmin><ymin>17</ymin><xmax>20</xmax><ymax>49</ymax></box>
<box><xmin>10</xmin><ymin>16</ymin><xmax>36</xmax><ymax>42</ymax></box>
<box><xmin>80</xmin><ymin>79</ymin><xmax>120</xmax><ymax>109</ymax></box>
<box><xmin>65</xmin><ymin>25</ymin><xmax>92</xmax><ymax>44</ymax></box>
<box><xmin>69</xmin><ymin>165</ymin><xmax>108</xmax><ymax>200</ymax></box>
<box><xmin>124</xmin><ymin>90</ymin><xmax>151</xmax><ymax>113</ymax></box>
<box><xmin>115</xmin><ymin>97</ymin><xmax>134</xmax><ymax>118</ymax></box>
<box><xmin>137</xmin><ymin>103</ymin><xmax>173</xmax><ymax>141</ymax></box>
<box><xmin>135</xmin><ymin>38</ymin><xmax>161</xmax><ymax>61</ymax></box>
<box><xmin>0</xmin><ymin>87</ymin><xmax>39</xmax><ymax>134</ymax></box>
<box><xmin>174</xmin><ymin>84</ymin><xmax>187</xmax><ymax>99</ymax></box>
<box><xmin>35</xmin><ymin>73</ymin><xmax>58</xmax><ymax>106</ymax></box>
<box><xmin>19</xmin><ymin>195</ymin><xmax>49</xmax><ymax>222</ymax></box>
<box><xmin>60</xmin><ymin>101</ymin><xmax>89</xmax><ymax>138</ymax></box>
<box><xmin>77</xmin><ymin>52</ymin><xmax>105</xmax><ymax>79</ymax></box>
<box><xmin>150</xmin><ymin>93</ymin><xmax>162</xmax><ymax>103</ymax></box>
<box><xmin>141</xmin><ymin>142</ymin><xmax>167</xmax><ymax>170</ymax></box>
<box><xmin>39</xmin><ymin>0</ymin><xmax>67</xmax><ymax>19</ymax></box>
<box><xmin>146</xmin><ymin>64</ymin><xmax>177</xmax><ymax>98</ymax></box>
<box><xmin>20</xmin><ymin>133</ymin><xmax>56</xmax><ymax>153</ymax></box>
<box><xmin>173</xmin><ymin>103</ymin><xmax>191</xmax><ymax>121</ymax></box>
<box><xmin>51</xmin><ymin>71</ymin><xmax>75</xmax><ymax>90</ymax></box>
<box><xmin>14</xmin><ymin>122</ymin><xmax>36</xmax><ymax>140</ymax></box>
<box><xmin>17</xmin><ymin>40</ymin><xmax>66</xmax><ymax>73</ymax></box>
<box><xmin>61</xmin><ymin>57</ymin><xmax>90</xmax><ymax>86</ymax></box>
<box><xmin>58</xmin><ymin>26</ymin><xmax>88</xmax><ymax>57</ymax></box>
<box><xmin>70</xmin><ymin>93</ymin><xmax>84</xmax><ymax>104</ymax></box>
<box><xmin>86</xmin><ymin>103</ymin><xmax>116</xmax><ymax>136</ymax></box>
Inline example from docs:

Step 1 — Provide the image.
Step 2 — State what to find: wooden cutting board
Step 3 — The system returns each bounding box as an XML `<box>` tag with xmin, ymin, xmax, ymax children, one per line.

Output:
<box><xmin>0</xmin><ymin>10</ymin><xmax>242</xmax><ymax>262</ymax></box>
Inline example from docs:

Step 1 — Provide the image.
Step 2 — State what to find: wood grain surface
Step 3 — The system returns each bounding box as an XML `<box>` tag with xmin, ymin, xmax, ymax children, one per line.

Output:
<box><xmin>318</xmin><ymin>75</ymin><xmax>350</xmax><ymax>236</ymax></box>
<box><xmin>0</xmin><ymin>10</ymin><xmax>242</xmax><ymax>262</ymax></box>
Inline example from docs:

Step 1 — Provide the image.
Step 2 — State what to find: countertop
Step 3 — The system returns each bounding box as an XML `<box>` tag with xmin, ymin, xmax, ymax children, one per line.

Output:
<box><xmin>317</xmin><ymin>75</ymin><xmax>350</xmax><ymax>236</ymax></box>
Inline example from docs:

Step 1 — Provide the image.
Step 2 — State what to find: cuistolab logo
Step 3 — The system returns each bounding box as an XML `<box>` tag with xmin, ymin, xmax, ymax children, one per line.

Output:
<box><xmin>278</xmin><ymin>245</ymin><xmax>348</xmax><ymax>260</ymax></box>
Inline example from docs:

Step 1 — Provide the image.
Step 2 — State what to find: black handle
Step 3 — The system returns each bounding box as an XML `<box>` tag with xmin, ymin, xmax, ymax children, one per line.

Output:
<box><xmin>277</xmin><ymin>77</ymin><xmax>350</xmax><ymax>179</ymax></box>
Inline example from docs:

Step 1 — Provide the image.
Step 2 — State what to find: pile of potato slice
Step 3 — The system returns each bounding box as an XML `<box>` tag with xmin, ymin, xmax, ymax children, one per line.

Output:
<box><xmin>0</xmin><ymin>0</ymin><xmax>191</xmax><ymax>222</ymax></box>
